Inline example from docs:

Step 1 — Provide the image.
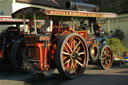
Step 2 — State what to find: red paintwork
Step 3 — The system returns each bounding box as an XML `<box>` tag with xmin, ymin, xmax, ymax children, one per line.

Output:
<box><xmin>92</xmin><ymin>44</ymin><xmax>98</xmax><ymax>48</ymax></box>
<box><xmin>86</xmin><ymin>36</ymin><xmax>95</xmax><ymax>45</ymax></box>
<box><xmin>0</xmin><ymin>50</ymin><xmax>2</xmax><ymax>58</ymax></box>
<box><xmin>50</xmin><ymin>44</ymin><xmax>56</xmax><ymax>61</ymax></box>
<box><xmin>77</xmin><ymin>31</ymin><xmax>87</xmax><ymax>40</ymax></box>
<box><xmin>86</xmin><ymin>40</ymin><xmax>94</xmax><ymax>45</ymax></box>
<box><xmin>35</xmin><ymin>42</ymin><xmax>50</xmax><ymax>71</ymax></box>
<box><xmin>61</xmin><ymin>30</ymin><xmax>71</xmax><ymax>36</ymax></box>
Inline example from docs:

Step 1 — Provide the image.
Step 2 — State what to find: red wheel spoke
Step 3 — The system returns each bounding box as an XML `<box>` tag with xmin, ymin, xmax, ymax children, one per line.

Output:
<box><xmin>73</xmin><ymin>39</ymin><xmax>77</xmax><ymax>48</ymax></box>
<box><xmin>106</xmin><ymin>53</ymin><xmax>110</xmax><ymax>57</ymax></box>
<box><xmin>107</xmin><ymin>51</ymin><xmax>111</xmax><ymax>57</ymax></box>
<box><xmin>66</xmin><ymin>41</ymin><xmax>73</xmax><ymax>52</ymax></box>
<box><xmin>77</xmin><ymin>57</ymin><xmax>82</xmax><ymax>61</ymax></box>
<box><xmin>76</xmin><ymin>47</ymin><xmax>81</xmax><ymax>53</ymax></box>
<box><xmin>70</xmin><ymin>37</ymin><xmax>74</xmax><ymax>50</ymax></box>
<box><xmin>75</xmin><ymin>60</ymin><xmax>84</xmax><ymax>67</ymax></box>
<box><xmin>107</xmin><ymin>58</ymin><xmax>111</xmax><ymax>62</ymax></box>
<box><xmin>64</xmin><ymin>45</ymin><xmax>70</xmax><ymax>53</ymax></box>
<box><xmin>70</xmin><ymin>60</ymin><xmax>74</xmax><ymax>70</ymax></box>
<box><xmin>63</xmin><ymin>51</ymin><xmax>70</xmax><ymax>56</ymax></box>
<box><xmin>78</xmin><ymin>51</ymin><xmax>85</xmax><ymax>56</ymax></box>
<box><xmin>73</xmin><ymin>39</ymin><xmax>77</xmax><ymax>50</ymax></box>
<box><xmin>65</xmin><ymin>60</ymin><xmax>70</xmax><ymax>71</ymax></box>
<box><xmin>63</xmin><ymin>56</ymin><xmax>67</xmax><ymax>61</ymax></box>
<box><xmin>74</xmin><ymin>41</ymin><xmax>81</xmax><ymax>51</ymax></box>
<box><xmin>103</xmin><ymin>51</ymin><xmax>106</xmax><ymax>55</ymax></box>
<box><xmin>106</xmin><ymin>50</ymin><xmax>109</xmax><ymax>55</ymax></box>
<box><xmin>64</xmin><ymin>59</ymin><xmax>71</xmax><ymax>64</ymax></box>
<box><xmin>102</xmin><ymin>59</ymin><xmax>105</xmax><ymax>64</ymax></box>
<box><xmin>74</xmin><ymin>61</ymin><xmax>77</xmax><ymax>73</ymax></box>
<box><xmin>105</xmin><ymin>60</ymin><xmax>108</xmax><ymax>65</ymax></box>
<box><xmin>102</xmin><ymin>57</ymin><xmax>106</xmax><ymax>60</ymax></box>
<box><xmin>71</xmin><ymin>61</ymin><xmax>77</xmax><ymax>74</ymax></box>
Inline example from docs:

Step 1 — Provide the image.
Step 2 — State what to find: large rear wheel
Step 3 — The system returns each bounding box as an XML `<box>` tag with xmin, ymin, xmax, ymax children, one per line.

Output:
<box><xmin>100</xmin><ymin>45</ymin><xmax>113</xmax><ymax>70</ymax></box>
<box><xmin>55</xmin><ymin>33</ymin><xmax>88</xmax><ymax>79</ymax></box>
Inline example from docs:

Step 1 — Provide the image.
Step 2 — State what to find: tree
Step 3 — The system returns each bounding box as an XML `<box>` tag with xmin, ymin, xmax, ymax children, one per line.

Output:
<box><xmin>120</xmin><ymin>0</ymin><xmax>128</xmax><ymax>13</ymax></box>
<box><xmin>82</xmin><ymin>0</ymin><xmax>128</xmax><ymax>13</ymax></box>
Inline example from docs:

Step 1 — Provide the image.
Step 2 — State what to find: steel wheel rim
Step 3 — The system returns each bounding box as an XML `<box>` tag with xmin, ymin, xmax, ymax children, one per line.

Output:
<box><xmin>101</xmin><ymin>47</ymin><xmax>112</xmax><ymax>69</ymax></box>
<box><xmin>61</xmin><ymin>36</ymin><xmax>87</xmax><ymax>75</ymax></box>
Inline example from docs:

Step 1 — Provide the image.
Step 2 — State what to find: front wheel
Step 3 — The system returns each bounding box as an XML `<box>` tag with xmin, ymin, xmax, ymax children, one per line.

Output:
<box><xmin>55</xmin><ymin>33</ymin><xmax>88</xmax><ymax>79</ymax></box>
<box><xmin>100</xmin><ymin>45</ymin><xmax>113</xmax><ymax>70</ymax></box>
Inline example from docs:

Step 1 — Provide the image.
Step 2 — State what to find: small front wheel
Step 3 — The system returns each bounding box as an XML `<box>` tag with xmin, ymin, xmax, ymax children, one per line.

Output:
<box><xmin>55</xmin><ymin>33</ymin><xmax>88</xmax><ymax>79</ymax></box>
<box><xmin>100</xmin><ymin>45</ymin><xmax>113</xmax><ymax>70</ymax></box>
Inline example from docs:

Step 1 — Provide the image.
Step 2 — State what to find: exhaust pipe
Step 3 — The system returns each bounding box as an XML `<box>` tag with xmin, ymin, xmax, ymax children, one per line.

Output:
<box><xmin>66</xmin><ymin>1</ymin><xmax>99</xmax><ymax>12</ymax></box>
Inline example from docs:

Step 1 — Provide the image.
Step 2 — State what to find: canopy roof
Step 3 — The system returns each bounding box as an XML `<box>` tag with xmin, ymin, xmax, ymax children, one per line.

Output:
<box><xmin>12</xmin><ymin>7</ymin><xmax>117</xmax><ymax>19</ymax></box>
<box><xmin>0</xmin><ymin>16</ymin><xmax>24</xmax><ymax>24</ymax></box>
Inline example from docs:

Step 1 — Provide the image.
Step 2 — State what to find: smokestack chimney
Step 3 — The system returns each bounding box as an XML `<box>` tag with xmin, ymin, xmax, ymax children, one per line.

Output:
<box><xmin>66</xmin><ymin>1</ymin><xmax>99</xmax><ymax>12</ymax></box>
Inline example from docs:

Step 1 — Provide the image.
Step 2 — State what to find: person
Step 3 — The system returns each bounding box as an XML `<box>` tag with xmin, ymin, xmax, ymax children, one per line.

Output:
<box><xmin>37</xmin><ymin>22</ymin><xmax>47</xmax><ymax>34</ymax></box>
<box><xmin>83</xmin><ymin>23</ymin><xmax>88</xmax><ymax>30</ymax></box>
<box><xmin>19</xmin><ymin>26</ymin><xmax>24</xmax><ymax>35</ymax></box>
<box><xmin>37</xmin><ymin>23</ymin><xmax>43</xmax><ymax>33</ymax></box>
<box><xmin>120</xmin><ymin>52</ymin><xmax>128</xmax><ymax>67</ymax></box>
<box><xmin>27</xmin><ymin>19</ymin><xmax>35</xmax><ymax>34</ymax></box>
<box><xmin>79</xmin><ymin>21</ymin><xmax>84</xmax><ymax>30</ymax></box>
<box><xmin>79</xmin><ymin>21</ymin><xmax>88</xmax><ymax>30</ymax></box>
<box><xmin>123</xmin><ymin>52</ymin><xmax>128</xmax><ymax>59</ymax></box>
<box><xmin>93</xmin><ymin>23</ymin><xmax>104</xmax><ymax>37</ymax></box>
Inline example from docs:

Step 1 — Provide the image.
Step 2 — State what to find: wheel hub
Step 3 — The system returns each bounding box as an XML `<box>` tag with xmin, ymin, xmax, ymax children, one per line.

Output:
<box><xmin>106</xmin><ymin>56</ymin><xmax>110</xmax><ymax>60</ymax></box>
<box><xmin>72</xmin><ymin>52</ymin><xmax>79</xmax><ymax>59</ymax></box>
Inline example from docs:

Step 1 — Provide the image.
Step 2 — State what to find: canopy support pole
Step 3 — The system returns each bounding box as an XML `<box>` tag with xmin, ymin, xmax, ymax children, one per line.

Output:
<box><xmin>107</xmin><ymin>18</ymin><xmax>110</xmax><ymax>33</ymax></box>
<box><xmin>34</xmin><ymin>13</ymin><xmax>37</xmax><ymax>34</ymax></box>
<box><xmin>23</xmin><ymin>15</ymin><xmax>26</xmax><ymax>34</ymax></box>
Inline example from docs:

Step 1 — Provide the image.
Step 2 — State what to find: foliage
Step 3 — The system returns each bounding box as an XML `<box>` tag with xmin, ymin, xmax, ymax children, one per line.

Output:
<box><xmin>113</xmin><ymin>29</ymin><xmax>124</xmax><ymax>40</ymax></box>
<box><xmin>82</xmin><ymin>0</ymin><xmax>128</xmax><ymax>13</ymax></box>
<box><xmin>120</xmin><ymin>0</ymin><xmax>128</xmax><ymax>12</ymax></box>
<box><xmin>82</xmin><ymin>0</ymin><xmax>100</xmax><ymax>5</ymax></box>
<box><xmin>106</xmin><ymin>38</ymin><xmax>128</xmax><ymax>57</ymax></box>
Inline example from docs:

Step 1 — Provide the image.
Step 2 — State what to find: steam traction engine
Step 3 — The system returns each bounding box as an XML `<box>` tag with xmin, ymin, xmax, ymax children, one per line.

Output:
<box><xmin>12</xmin><ymin>2</ymin><xmax>117</xmax><ymax>79</ymax></box>
<box><xmin>0</xmin><ymin>17</ymin><xmax>25</xmax><ymax>70</ymax></box>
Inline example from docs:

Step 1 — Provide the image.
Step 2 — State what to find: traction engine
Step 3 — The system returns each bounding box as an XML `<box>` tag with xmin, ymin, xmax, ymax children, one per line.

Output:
<box><xmin>11</xmin><ymin>1</ymin><xmax>116</xmax><ymax>79</ymax></box>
